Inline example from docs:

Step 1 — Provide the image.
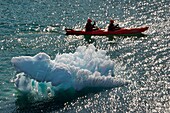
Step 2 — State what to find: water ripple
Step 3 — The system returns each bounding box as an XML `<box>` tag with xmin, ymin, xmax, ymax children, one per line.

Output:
<box><xmin>0</xmin><ymin>0</ymin><xmax>169</xmax><ymax>112</ymax></box>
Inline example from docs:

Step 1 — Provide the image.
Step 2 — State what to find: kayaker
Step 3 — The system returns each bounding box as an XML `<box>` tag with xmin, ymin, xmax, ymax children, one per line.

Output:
<box><xmin>85</xmin><ymin>18</ymin><xmax>96</xmax><ymax>32</ymax></box>
<box><xmin>108</xmin><ymin>19</ymin><xmax>120</xmax><ymax>31</ymax></box>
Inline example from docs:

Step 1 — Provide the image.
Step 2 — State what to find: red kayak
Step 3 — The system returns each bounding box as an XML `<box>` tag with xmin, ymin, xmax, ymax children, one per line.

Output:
<box><xmin>65</xmin><ymin>27</ymin><xmax>149</xmax><ymax>36</ymax></box>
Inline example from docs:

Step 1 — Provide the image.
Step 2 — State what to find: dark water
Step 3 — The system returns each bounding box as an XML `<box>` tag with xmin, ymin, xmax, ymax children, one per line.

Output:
<box><xmin>0</xmin><ymin>0</ymin><xmax>169</xmax><ymax>112</ymax></box>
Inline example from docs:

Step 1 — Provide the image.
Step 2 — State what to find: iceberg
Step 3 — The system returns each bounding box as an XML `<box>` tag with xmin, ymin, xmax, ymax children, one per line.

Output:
<box><xmin>11</xmin><ymin>44</ymin><xmax>129</xmax><ymax>95</ymax></box>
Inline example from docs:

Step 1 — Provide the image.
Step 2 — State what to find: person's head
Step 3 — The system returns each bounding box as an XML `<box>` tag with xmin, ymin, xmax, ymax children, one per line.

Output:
<box><xmin>110</xmin><ymin>19</ymin><xmax>114</xmax><ymax>23</ymax></box>
<box><xmin>87</xmin><ymin>18</ymin><xmax>92</xmax><ymax>23</ymax></box>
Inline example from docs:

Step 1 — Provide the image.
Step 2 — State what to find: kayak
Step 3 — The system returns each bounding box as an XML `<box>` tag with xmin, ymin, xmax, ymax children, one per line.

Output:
<box><xmin>65</xmin><ymin>27</ymin><xmax>149</xmax><ymax>36</ymax></box>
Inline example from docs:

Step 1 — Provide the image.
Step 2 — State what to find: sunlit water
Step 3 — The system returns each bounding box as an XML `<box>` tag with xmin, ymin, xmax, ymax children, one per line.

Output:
<box><xmin>0</xmin><ymin>0</ymin><xmax>169</xmax><ymax>112</ymax></box>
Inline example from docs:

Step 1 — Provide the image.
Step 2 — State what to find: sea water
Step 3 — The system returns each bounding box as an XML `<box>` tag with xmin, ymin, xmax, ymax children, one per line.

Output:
<box><xmin>0</xmin><ymin>0</ymin><xmax>169</xmax><ymax>112</ymax></box>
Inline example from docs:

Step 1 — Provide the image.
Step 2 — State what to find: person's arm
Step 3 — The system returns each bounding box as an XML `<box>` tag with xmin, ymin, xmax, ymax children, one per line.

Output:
<box><xmin>93</xmin><ymin>21</ymin><xmax>96</xmax><ymax>26</ymax></box>
<box><xmin>92</xmin><ymin>21</ymin><xmax>99</xmax><ymax>30</ymax></box>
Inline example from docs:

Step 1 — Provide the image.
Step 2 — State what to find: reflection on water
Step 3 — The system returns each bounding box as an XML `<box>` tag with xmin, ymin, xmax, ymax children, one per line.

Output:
<box><xmin>0</xmin><ymin>0</ymin><xmax>169</xmax><ymax>112</ymax></box>
<box><xmin>15</xmin><ymin>87</ymin><xmax>109</xmax><ymax>112</ymax></box>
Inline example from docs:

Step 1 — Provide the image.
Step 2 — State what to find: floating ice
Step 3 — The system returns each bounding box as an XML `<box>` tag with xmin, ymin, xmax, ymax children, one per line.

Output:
<box><xmin>11</xmin><ymin>44</ymin><xmax>129</xmax><ymax>96</ymax></box>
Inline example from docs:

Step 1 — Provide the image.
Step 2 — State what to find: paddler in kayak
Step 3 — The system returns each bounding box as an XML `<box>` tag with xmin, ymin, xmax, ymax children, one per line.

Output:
<box><xmin>108</xmin><ymin>19</ymin><xmax>120</xmax><ymax>31</ymax></box>
<box><xmin>85</xmin><ymin>18</ymin><xmax>98</xmax><ymax>32</ymax></box>
<box><xmin>84</xmin><ymin>18</ymin><xmax>97</xmax><ymax>43</ymax></box>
